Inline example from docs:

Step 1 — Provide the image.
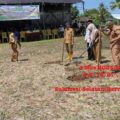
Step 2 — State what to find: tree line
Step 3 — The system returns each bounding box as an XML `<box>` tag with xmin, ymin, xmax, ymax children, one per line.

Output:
<box><xmin>71</xmin><ymin>0</ymin><xmax>120</xmax><ymax>24</ymax></box>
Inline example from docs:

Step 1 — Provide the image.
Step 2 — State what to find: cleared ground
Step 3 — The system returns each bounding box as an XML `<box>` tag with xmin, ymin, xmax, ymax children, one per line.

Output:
<box><xmin>0</xmin><ymin>37</ymin><xmax>120</xmax><ymax>120</ymax></box>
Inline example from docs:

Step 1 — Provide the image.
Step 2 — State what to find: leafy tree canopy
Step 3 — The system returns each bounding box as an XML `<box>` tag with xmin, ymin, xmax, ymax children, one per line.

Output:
<box><xmin>71</xmin><ymin>6</ymin><xmax>79</xmax><ymax>21</ymax></box>
<box><xmin>111</xmin><ymin>0</ymin><xmax>120</xmax><ymax>10</ymax></box>
<box><xmin>81</xmin><ymin>3</ymin><xmax>112</xmax><ymax>25</ymax></box>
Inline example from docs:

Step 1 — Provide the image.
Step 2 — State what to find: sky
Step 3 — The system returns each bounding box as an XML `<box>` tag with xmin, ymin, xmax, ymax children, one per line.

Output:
<box><xmin>75</xmin><ymin>0</ymin><xmax>120</xmax><ymax>14</ymax></box>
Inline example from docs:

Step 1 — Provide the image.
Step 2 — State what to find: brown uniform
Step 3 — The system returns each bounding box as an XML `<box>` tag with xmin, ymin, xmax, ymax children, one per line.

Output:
<box><xmin>64</xmin><ymin>28</ymin><xmax>74</xmax><ymax>54</ymax></box>
<box><xmin>110</xmin><ymin>25</ymin><xmax>120</xmax><ymax>65</ymax></box>
<box><xmin>9</xmin><ymin>33</ymin><xmax>19</xmax><ymax>62</ymax></box>
<box><xmin>93</xmin><ymin>30</ymin><xmax>102</xmax><ymax>63</ymax></box>
<box><xmin>64</xmin><ymin>28</ymin><xmax>74</xmax><ymax>44</ymax></box>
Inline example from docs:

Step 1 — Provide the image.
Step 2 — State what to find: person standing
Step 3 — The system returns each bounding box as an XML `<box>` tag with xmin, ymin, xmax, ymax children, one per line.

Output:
<box><xmin>93</xmin><ymin>25</ymin><xmax>102</xmax><ymax>64</ymax></box>
<box><xmin>85</xmin><ymin>19</ymin><xmax>96</xmax><ymax>60</ymax></box>
<box><xmin>64</xmin><ymin>23</ymin><xmax>74</xmax><ymax>61</ymax></box>
<box><xmin>14</xmin><ymin>30</ymin><xmax>21</xmax><ymax>48</ymax></box>
<box><xmin>9</xmin><ymin>32</ymin><xmax>21</xmax><ymax>62</ymax></box>
<box><xmin>59</xmin><ymin>25</ymin><xmax>64</xmax><ymax>38</ymax></box>
<box><xmin>103</xmin><ymin>21</ymin><xmax>120</xmax><ymax>66</ymax></box>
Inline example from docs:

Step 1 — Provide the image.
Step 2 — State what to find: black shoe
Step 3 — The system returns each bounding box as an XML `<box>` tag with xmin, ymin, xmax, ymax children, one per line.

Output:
<box><xmin>88</xmin><ymin>58</ymin><xmax>91</xmax><ymax>60</ymax></box>
<box><xmin>91</xmin><ymin>58</ymin><xmax>95</xmax><ymax>61</ymax></box>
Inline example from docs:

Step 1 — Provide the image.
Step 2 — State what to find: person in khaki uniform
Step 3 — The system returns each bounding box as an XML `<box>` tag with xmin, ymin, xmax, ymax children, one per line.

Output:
<box><xmin>64</xmin><ymin>23</ymin><xmax>74</xmax><ymax>61</ymax></box>
<box><xmin>110</xmin><ymin>25</ymin><xmax>120</xmax><ymax>66</ymax></box>
<box><xmin>9</xmin><ymin>32</ymin><xmax>20</xmax><ymax>62</ymax></box>
<box><xmin>93</xmin><ymin>25</ymin><xmax>102</xmax><ymax>64</ymax></box>
<box><xmin>103</xmin><ymin>21</ymin><xmax>120</xmax><ymax>66</ymax></box>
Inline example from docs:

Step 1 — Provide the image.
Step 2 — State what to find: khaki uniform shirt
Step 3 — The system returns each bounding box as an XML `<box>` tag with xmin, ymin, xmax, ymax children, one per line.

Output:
<box><xmin>110</xmin><ymin>25</ymin><xmax>120</xmax><ymax>48</ymax></box>
<box><xmin>64</xmin><ymin>28</ymin><xmax>74</xmax><ymax>44</ymax></box>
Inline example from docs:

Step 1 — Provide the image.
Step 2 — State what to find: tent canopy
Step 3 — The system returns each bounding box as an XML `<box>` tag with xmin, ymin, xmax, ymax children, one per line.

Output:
<box><xmin>0</xmin><ymin>0</ymin><xmax>83</xmax><ymax>4</ymax></box>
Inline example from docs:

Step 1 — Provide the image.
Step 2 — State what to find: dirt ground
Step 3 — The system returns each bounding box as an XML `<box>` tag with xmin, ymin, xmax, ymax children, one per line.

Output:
<box><xmin>0</xmin><ymin>37</ymin><xmax>120</xmax><ymax>120</ymax></box>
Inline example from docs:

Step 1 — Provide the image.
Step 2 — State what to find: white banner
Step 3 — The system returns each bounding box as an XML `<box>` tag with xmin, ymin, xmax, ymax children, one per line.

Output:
<box><xmin>0</xmin><ymin>5</ymin><xmax>40</xmax><ymax>21</ymax></box>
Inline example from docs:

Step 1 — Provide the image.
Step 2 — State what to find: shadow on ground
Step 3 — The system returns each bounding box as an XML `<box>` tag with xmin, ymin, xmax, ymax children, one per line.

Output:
<box><xmin>19</xmin><ymin>59</ymin><xmax>29</xmax><ymax>62</ymax></box>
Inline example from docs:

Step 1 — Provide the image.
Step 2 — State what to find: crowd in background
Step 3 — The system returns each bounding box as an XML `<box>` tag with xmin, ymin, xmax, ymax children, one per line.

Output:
<box><xmin>0</xmin><ymin>20</ymin><xmax>86</xmax><ymax>43</ymax></box>
<box><xmin>0</xmin><ymin>20</ymin><xmax>87</xmax><ymax>63</ymax></box>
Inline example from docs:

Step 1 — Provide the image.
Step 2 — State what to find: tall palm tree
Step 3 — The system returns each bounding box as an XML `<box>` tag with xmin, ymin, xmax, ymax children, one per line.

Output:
<box><xmin>98</xmin><ymin>3</ymin><xmax>110</xmax><ymax>23</ymax></box>
<box><xmin>111</xmin><ymin>0</ymin><xmax>120</xmax><ymax>10</ymax></box>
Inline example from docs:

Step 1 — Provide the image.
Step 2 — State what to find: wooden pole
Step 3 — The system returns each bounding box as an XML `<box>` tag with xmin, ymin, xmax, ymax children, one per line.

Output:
<box><xmin>42</xmin><ymin>2</ymin><xmax>46</xmax><ymax>30</ymax></box>
<box><xmin>62</xmin><ymin>40</ymin><xmax>65</xmax><ymax>62</ymax></box>
<box><xmin>82</xmin><ymin>1</ymin><xmax>85</xmax><ymax>13</ymax></box>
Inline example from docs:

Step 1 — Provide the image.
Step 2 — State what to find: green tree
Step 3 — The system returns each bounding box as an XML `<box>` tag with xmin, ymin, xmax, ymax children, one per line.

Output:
<box><xmin>81</xmin><ymin>3</ymin><xmax>111</xmax><ymax>24</ymax></box>
<box><xmin>111</xmin><ymin>0</ymin><xmax>120</xmax><ymax>9</ymax></box>
<box><xmin>71</xmin><ymin>6</ymin><xmax>79</xmax><ymax>21</ymax></box>
<box><xmin>98</xmin><ymin>3</ymin><xmax>110</xmax><ymax>23</ymax></box>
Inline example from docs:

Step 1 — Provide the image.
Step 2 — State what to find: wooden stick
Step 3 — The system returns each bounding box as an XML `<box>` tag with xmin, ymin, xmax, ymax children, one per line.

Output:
<box><xmin>62</xmin><ymin>40</ymin><xmax>65</xmax><ymax>62</ymax></box>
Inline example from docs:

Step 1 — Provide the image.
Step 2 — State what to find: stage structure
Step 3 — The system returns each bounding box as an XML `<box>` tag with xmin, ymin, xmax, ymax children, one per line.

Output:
<box><xmin>0</xmin><ymin>0</ymin><xmax>84</xmax><ymax>30</ymax></box>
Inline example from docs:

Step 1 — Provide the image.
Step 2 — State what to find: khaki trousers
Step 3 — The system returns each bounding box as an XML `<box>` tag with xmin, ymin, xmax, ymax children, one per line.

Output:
<box><xmin>11</xmin><ymin>43</ymin><xmax>18</xmax><ymax>62</ymax></box>
<box><xmin>93</xmin><ymin>41</ymin><xmax>102</xmax><ymax>63</ymax></box>
<box><xmin>65</xmin><ymin>43</ymin><xmax>73</xmax><ymax>54</ymax></box>
<box><xmin>110</xmin><ymin>41</ymin><xmax>120</xmax><ymax>65</ymax></box>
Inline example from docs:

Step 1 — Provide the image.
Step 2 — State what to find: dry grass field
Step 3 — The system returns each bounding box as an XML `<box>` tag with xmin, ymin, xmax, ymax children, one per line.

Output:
<box><xmin>0</xmin><ymin>37</ymin><xmax>120</xmax><ymax>120</ymax></box>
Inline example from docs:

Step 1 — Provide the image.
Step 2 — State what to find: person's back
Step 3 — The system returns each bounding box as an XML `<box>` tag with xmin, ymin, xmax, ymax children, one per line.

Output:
<box><xmin>14</xmin><ymin>31</ymin><xmax>21</xmax><ymax>48</ymax></box>
<box><xmin>59</xmin><ymin>26</ymin><xmax>64</xmax><ymax>32</ymax></box>
<box><xmin>14</xmin><ymin>31</ymin><xmax>20</xmax><ymax>40</ymax></box>
<box><xmin>9</xmin><ymin>32</ymin><xmax>19</xmax><ymax>62</ymax></box>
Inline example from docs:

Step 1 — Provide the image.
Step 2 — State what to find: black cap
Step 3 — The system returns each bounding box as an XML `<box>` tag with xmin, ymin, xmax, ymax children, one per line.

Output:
<box><xmin>87</xmin><ymin>19</ymin><xmax>93</xmax><ymax>23</ymax></box>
